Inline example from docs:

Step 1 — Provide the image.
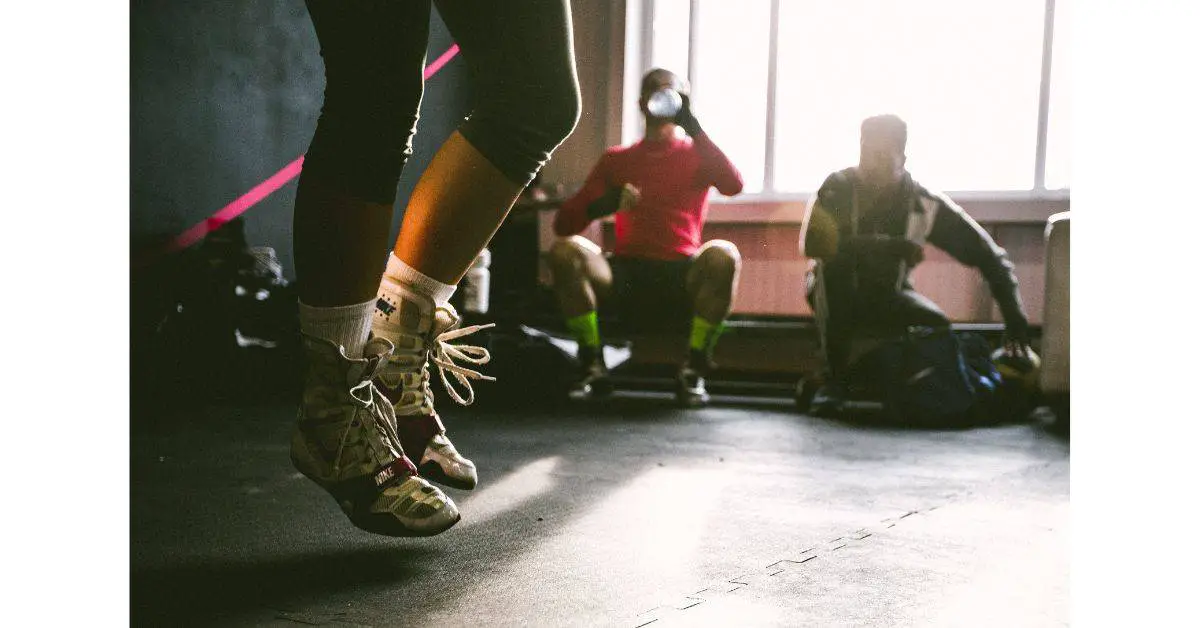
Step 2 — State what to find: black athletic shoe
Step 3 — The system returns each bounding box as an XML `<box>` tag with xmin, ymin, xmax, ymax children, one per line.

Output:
<box><xmin>675</xmin><ymin>350</ymin><xmax>713</xmax><ymax>408</ymax></box>
<box><xmin>809</xmin><ymin>381</ymin><xmax>848</xmax><ymax>417</ymax></box>
<box><xmin>675</xmin><ymin>365</ymin><xmax>711</xmax><ymax>408</ymax></box>
<box><xmin>568</xmin><ymin>347</ymin><xmax>613</xmax><ymax>400</ymax></box>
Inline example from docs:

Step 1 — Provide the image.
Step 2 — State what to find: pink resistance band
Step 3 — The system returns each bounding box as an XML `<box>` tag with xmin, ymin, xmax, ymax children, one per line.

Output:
<box><xmin>134</xmin><ymin>44</ymin><xmax>462</xmax><ymax>270</ymax></box>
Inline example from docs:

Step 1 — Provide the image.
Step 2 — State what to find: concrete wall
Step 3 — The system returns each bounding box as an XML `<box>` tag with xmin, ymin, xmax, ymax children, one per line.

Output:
<box><xmin>131</xmin><ymin>1</ymin><xmax>471</xmax><ymax>278</ymax></box>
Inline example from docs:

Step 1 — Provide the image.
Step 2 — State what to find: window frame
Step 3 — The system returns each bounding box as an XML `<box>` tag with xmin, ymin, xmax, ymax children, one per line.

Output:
<box><xmin>620</xmin><ymin>0</ymin><xmax>1068</xmax><ymax>205</ymax></box>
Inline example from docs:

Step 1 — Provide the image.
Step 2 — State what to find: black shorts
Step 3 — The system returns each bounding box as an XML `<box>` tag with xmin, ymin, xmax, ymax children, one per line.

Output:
<box><xmin>603</xmin><ymin>255</ymin><xmax>694</xmax><ymax>333</ymax></box>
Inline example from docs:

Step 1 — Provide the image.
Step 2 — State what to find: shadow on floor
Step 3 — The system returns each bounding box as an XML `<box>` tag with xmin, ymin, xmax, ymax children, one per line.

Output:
<box><xmin>132</xmin><ymin>545</ymin><xmax>440</xmax><ymax>626</ymax></box>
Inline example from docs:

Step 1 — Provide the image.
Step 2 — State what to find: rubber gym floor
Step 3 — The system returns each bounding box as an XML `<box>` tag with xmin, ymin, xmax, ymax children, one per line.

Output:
<box><xmin>131</xmin><ymin>382</ymin><xmax>1068</xmax><ymax>627</ymax></box>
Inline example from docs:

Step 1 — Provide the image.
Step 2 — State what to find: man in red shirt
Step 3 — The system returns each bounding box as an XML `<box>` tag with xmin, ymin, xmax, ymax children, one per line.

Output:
<box><xmin>549</xmin><ymin>68</ymin><xmax>744</xmax><ymax>407</ymax></box>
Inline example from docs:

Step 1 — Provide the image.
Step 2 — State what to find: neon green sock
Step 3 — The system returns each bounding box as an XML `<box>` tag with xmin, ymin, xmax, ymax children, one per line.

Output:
<box><xmin>689</xmin><ymin>316</ymin><xmax>726</xmax><ymax>353</ymax></box>
<box><xmin>566</xmin><ymin>311</ymin><xmax>601</xmax><ymax>348</ymax></box>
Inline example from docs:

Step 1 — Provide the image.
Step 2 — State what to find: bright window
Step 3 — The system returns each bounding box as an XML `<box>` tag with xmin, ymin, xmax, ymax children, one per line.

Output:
<box><xmin>649</xmin><ymin>0</ymin><xmax>691</xmax><ymax>79</ymax></box>
<box><xmin>1044</xmin><ymin>0</ymin><xmax>1071</xmax><ymax>190</ymax></box>
<box><xmin>774</xmin><ymin>0</ymin><xmax>1044</xmax><ymax>192</ymax></box>
<box><xmin>693</xmin><ymin>0</ymin><xmax>773</xmax><ymax>193</ymax></box>
<box><xmin>630</xmin><ymin>0</ymin><xmax>1068</xmax><ymax>195</ymax></box>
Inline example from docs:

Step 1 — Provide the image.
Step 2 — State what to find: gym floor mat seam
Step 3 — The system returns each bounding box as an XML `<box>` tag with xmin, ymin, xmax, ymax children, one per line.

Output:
<box><xmin>631</xmin><ymin>460</ymin><xmax>1061</xmax><ymax>626</ymax></box>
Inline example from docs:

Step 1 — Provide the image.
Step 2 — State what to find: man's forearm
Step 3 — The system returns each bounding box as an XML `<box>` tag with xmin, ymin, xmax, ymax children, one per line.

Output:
<box><xmin>553</xmin><ymin>205</ymin><xmax>591</xmax><ymax>237</ymax></box>
<box><xmin>981</xmin><ymin>262</ymin><xmax>1030</xmax><ymax>338</ymax></box>
<box><xmin>693</xmin><ymin>132</ymin><xmax>744</xmax><ymax>196</ymax></box>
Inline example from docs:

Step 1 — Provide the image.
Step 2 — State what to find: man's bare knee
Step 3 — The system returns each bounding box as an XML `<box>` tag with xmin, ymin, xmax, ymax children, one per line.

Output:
<box><xmin>553</xmin><ymin>235</ymin><xmax>601</xmax><ymax>258</ymax></box>
<box><xmin>697</xmin><ymin>239</ymin><xmax>741</xmax><ymax>268</ymax></box>
<box><xmin>549</xmin><ymin>237</ymin><xmax>585</xmax><ymax>272</ymax></box>
<box><xmin>548</xmin><ymin>239</ymin><xmax>573</xmax><ymax>267</ymax></box>
<box><xmin>695</xmin><ymin>240</ymin><xmax>742</xmax><ymax>283</ymax></box>
<box><xmin>549</xmin><ymin>236</ymin><xmax>605</xmax><ymax>283</ymax></box>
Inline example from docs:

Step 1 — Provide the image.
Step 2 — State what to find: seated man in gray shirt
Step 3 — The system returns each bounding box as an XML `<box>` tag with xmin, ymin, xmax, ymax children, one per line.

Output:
<box><xmin>800</xmin><ymin>114</ymin><xmax>1032</xmax><ymax>413</ymax></box>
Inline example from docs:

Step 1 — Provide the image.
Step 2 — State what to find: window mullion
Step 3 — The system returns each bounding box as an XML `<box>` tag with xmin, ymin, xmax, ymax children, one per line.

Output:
<box><xmin>687</xmin><ymin>0</ymin><xmax>700</xmax><ymax>100</ymax></box>
<box><xmin>1034</xmin><ymin>0</ymin><xmax>1056</xmax><ymax>191</ymax></box>
<box><xmin>763</xmin><ymin>0</ymin><xmax>781</xmax><ymax>193</ymax></box>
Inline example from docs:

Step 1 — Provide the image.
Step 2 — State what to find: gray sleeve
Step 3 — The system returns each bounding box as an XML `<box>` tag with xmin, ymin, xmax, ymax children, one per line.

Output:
<box><xmin>926</xmin><ymin>195</ymin><xmax>1030</xmax><ymax>334</ymax></box>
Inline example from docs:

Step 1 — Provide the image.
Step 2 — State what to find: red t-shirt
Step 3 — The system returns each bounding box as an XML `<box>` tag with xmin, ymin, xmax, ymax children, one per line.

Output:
<box><xmin>553</xmin><ymin>132</ymin><xmax>744</xmax><ymax>260</ymax></box>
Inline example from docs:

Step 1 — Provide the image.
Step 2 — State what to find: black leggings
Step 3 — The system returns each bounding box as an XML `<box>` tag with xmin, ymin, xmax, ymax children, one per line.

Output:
<box><xmin>302</xmin><ymin>0</ymin><xmax>581</xmax><ymax>204</ymax></box>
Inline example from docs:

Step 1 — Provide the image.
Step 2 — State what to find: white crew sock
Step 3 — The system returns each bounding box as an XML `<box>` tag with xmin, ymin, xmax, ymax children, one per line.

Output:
<box><xmin>298</xmin><ymin>298</ymin><xmax>375</xmax><ymax>359</ymax></box>
<box><xmin>374</xmin><ymin>253</ymin><xmax>457</xmax><ymax>338</ymax></box>
<box><xmin>383</xmin><ymin>254</ymin><xmax>456</xmax><ymax>305</ymax></box>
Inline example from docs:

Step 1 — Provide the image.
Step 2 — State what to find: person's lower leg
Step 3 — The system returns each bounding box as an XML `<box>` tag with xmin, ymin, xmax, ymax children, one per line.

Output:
<box><xmin>293</xmin><ymin>177</ymin><xmax>395</xmax><ymax>358</ymax></box>
<box><xmin>372</xmin><ymin>126</ymin><xmax>574</xmax><ymax>485</ymax></box>
<box><xmin>391</xmin><ymin>132</ymin><xmax>528</xmax><ymax>287</ymax></box>
<box><xmin>688</xmin><ymin>256</ymin><xmax>739</xmax><ymax>371</ymax></box>
<box><xmin>549</xmin><ymin>246</ymin><xmax>604</xmax><ymax>364</ymax></box>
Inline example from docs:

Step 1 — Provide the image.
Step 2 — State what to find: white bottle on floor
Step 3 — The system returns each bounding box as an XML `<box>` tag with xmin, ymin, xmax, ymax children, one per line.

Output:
<box><xmin>462</xmin><ymin>248</ymin><xmax>491</xmax><ymax>315</ymax></box>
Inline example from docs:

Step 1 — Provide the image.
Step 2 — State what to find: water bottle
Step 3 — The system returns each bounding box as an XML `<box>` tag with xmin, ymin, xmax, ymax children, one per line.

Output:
<box><xmin>646</xmin><ymin>88</ymin><xmax>683</xmax><ymax>119</ymax></box>
<box><xmin>462</xmin><ymin>248</ymin><xmax>491</xmax><ymax>315</ymax></box>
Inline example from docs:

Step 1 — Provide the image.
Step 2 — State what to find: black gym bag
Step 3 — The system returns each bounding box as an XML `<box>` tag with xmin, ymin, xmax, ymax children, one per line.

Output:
<box><xmin>846</xmin><ymin>327</ymin><xmax>1007</xmax><ymax>428</ymax></box>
